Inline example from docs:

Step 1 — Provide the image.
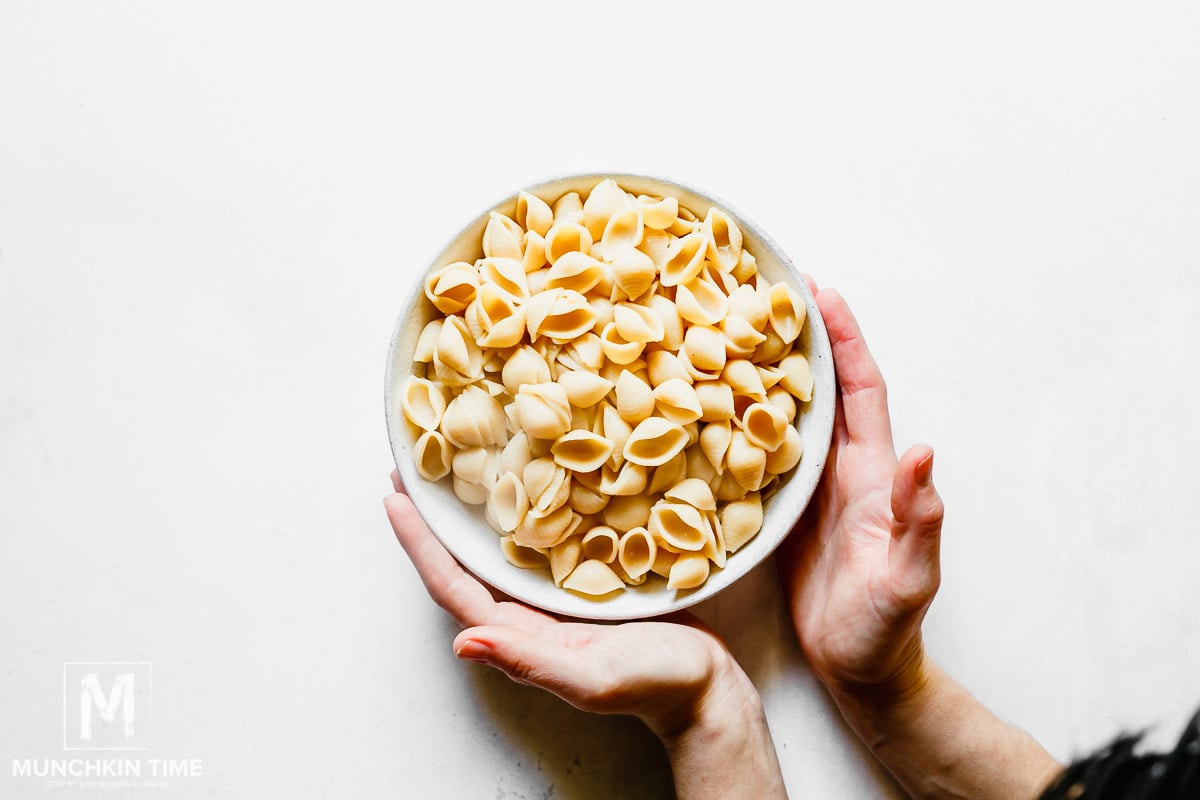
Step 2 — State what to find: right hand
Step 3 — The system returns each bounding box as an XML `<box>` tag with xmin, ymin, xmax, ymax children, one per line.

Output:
<box><xmin>778</xmin><ymin>282</ymin><xmax>946</xmax><ymax>696</ymax></box>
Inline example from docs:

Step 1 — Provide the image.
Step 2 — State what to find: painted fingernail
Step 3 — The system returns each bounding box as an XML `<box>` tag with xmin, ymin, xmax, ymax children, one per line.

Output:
<box><xmin>916</xmin><ymin>452</ymin><xmax>934</xmax><ymax>487</ymax></box>
<box><xmin>454</xmin><ymin>639</ymin><xmax>491</xmax><ymax>663</ymax></box>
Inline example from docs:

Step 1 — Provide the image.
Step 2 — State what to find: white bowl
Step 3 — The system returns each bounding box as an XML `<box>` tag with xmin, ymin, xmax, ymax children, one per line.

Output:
<box><xmin>385</xmin><ymin>173</ymin><xmax>835</xmax><ymax>620</ymax></box>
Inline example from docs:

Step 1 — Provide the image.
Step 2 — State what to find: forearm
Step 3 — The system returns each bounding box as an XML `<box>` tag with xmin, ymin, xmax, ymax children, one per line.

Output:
<box><xmin>828</xmin><ymin>651</ymin><xmax>1060</xmax><ymax>800</ymax></box>
<box><xmin>654</xmin><ymin>661</ymin><xmax>788</xmax><ymax>800</ymax></box>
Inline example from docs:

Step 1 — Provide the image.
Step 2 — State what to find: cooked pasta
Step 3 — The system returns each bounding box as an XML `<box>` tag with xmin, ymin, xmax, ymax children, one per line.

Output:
<box><xmin>399</xmin><ymin>178</ymin><xmax>815</xmax><ymax>599</ymax></box>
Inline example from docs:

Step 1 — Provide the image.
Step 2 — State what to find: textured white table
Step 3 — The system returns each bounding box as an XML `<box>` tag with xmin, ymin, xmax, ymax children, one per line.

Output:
<box><xmin>3</xmin><ymin>3</ymin><xmax>1198</xmax><ymax>797</ymax></box>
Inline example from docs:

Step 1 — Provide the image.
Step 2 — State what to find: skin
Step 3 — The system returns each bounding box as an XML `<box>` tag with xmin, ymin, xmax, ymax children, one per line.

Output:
<box><xmin>384</xmin><ymin>472</ymin><xmax>787</xmax><ymax>800</ymax></box>
<box><xmin>778</xmin><ymin>280</ymin><xmax>1063</xmax><ymax>799</ymax></box>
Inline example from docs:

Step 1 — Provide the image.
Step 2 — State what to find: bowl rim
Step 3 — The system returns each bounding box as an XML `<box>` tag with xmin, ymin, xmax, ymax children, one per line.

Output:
<box><xmin>385</xmin><ymin>171</ymin><xmax>835</xmax><ymax>620</ymax></box>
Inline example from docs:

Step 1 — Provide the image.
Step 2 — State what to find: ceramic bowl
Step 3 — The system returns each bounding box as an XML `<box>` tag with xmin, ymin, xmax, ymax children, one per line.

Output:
<box><xmin>385</xmin><ymin>173</ymin><xmax>835</xmax><ymax>620</ymax></box>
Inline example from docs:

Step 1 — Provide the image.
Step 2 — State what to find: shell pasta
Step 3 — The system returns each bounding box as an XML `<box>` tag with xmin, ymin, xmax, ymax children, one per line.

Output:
<box><xmin>401</xmin><ymin>179</ymin><xmax>814</xmax><ymax>598</ymax></box>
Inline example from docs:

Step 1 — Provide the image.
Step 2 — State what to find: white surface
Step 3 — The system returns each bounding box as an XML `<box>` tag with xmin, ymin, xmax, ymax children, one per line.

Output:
<box><xmin>2</xmin><ymin>2</ymin><xmax>1198</xmax><ymax>798</ymax></box>
<box><xmin>385</xmin><ymin>172</ymin><xmax>836</xmax><ymax>621</ymax></box>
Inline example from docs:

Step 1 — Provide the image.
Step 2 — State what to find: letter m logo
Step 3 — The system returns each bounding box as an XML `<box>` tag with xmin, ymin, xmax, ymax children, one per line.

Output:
<box><xmin>63</xmin><ymin>662</ymin><xmax>151</xmax><ymax>750</ymax></box>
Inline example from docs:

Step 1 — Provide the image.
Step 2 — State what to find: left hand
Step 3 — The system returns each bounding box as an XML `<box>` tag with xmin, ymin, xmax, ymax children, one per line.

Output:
<box><xmin>383</xmin><ymin>471</ymin><xmax>740</xmax><ymax>739</ymax></box>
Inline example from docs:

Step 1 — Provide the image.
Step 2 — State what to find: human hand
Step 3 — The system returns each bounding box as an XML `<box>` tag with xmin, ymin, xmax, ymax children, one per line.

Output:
<box><xmin>384</xmin><ymin>472</ymin><xmax>787</xmax><ymax>798</ymax></box>
<box><xmin>778</xmin><ymin>282</ymin><xmax>945</xmax><ymax>697</ymax></box>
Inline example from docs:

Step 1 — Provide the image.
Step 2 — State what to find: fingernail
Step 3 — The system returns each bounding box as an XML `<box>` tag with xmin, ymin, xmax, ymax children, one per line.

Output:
<box><xmin>916</xmin><ymin>452</ymin><xmax>934</xmax><ymax>487</ymax></box>
<box><xmin>454</xmin><ymin>639</ymin><xmax>491</xmax><ymax>664</ymax></box>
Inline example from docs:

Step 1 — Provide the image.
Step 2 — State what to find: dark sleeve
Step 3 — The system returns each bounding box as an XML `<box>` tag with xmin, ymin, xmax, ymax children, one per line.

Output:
<box><xmin>1039</xmin><ymin>707</ymin><xmax>1200</xmax><ymax>799</ymax></box>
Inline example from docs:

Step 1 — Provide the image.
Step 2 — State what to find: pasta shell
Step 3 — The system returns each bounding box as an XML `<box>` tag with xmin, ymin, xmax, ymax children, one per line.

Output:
<box><xmin>699</xmin><ymin>419</ymin><xmax>732</xmax><ymax>472</ymax></box>
<box><xmin>778</xmin><ymin>353</ymin><xmax>814</xmax><ymax>402</ymax></box>
<box><xmin>401</xmin><ymin>377</ymin><xmax>446</xmax><ymax>431</ymax></box>
<box><xmin>552</xmin><ymin>191</ymin><xmax>584</xmax><ymax>226</ymax></box>
<box><xmin>614</xmin><ymin>370</ymin><xmax>655</xmax><ymax>423</ymax></box>
<box><xmin>562</xmin><ymin>332</ymin><xmax>604</xmax><ymax>371</ymax></box>
<box><xmin>637</xmin><ymin>229</ymin><xmax>672</xmax><ymax>271</ymax></box>
<box><xmin>741</xmin><ymin>402</ymin><xmax>790</xmax><ymax>452</ymax></box>
<box><xmin>756</xmin><ymin>365</ymin><xmax>785</xmax><ymax>391</ymax></box>
<box><xmin>647</xmin><ymin>450</ymin><xmax>687</xmax><ymax>494</ymax></box>
<box><xmin>499</xmin><ymin>432</ymin><xmax>533</xmax><ymax>476</ymax></box>
<box><xmin>483</xmin><ymin>212</ymin><xmax>524</xmax><ymax>261</ymax></box>
<box><xmin>501</xmin><ymin>345</ymin><xmax>551</xmax><ymax>395</ymax></box>
<box><xmin>500</xmin><ymin>536</ymin><xmax>548</xmax><ymax>569</ymax></box>
<box><xmin>720</xmin><ymin>493</ymin><xmax>764</xmax><ymax>553</ymax></box>
<box><xmin>723</xmin><ymin>359</ymin><xmax>767</xmax><ymax>400</ymax></box>
<box><xmin>726</xmin><ymin>429</ymin><xmax>766</xmax><ymax>490</ymax></box>
<box><xmin>752</xmin><ymin>328</ymin><xmax>792</xmax><ymax>365</ymax></box>
<box><xmin>514</xmin><ymin>382</ymin><xmax>572</xmax><ymax>440</ymax></box>
<box><xmin>650</xmin><ymin>547</ymin><xmax>678</xmax><ymax>578</ymax></box>
<box><xmin>700</xmin><ymin>510</ymin><xmax>727</xmax><ymax>568</ymax></box>
<box><xmin>685</xmin><ymin>444</ymin><xmax>720</xmax><ymax>488</ymax></box>
<box><xmin>551</xmin><ymin>430</ymin><xmax>614</xmax><ymax>472</ymax></box>
<box><xmin>660</xmin><ymin>232</ymin><xmax>706</xmax><ymax>287</ymax></box>
<box><xmin>478</xmin><ymin>257</ymin><xmax>530</xmax><ymax>303</ymax></box>
<box><xmin>545</xmin><ymin>251</ymin><xmax>607</xmax><ymax>295</ymax></box>
<box><xmin>562</xmin><ymin>559</ymin><xmax>624</xmax><ymax>596</ymax></box>
<box><xmin>648</xmin><ymin>501</ymin><xmax>708</xmax><ymax>551</ymax></box>
<box><xmin>600</xmin><ymin>321</ymin><xmax>646</xmax><ymax>366</ymax></box>
<box><xmin>602</xmin><ymin>493</ymin><xmax>655</xmax><ymax>531</ymax></box>
<box><xmin>513</xmin><ymin>502</ymin><xmax>578</xmax><ymax>548</ymax></box>
<box><xmin>521</xmin><ymin>230</ymin><xmax>547</xmax><ymax>273</ymax></box>
<box><xmin>683</xmin><ymin>325</ymin><xmax>727</xmax><ymax>373</ymax></box>
<box><xmin>613</xmin><ymin>302</ymin><xmax>665</xmax><ymax>345</ymax></box>
<box><xmin>413</xmin><ymin>319</ymin><xmax>443</xmax><ymax>362</ymax></box>
<box><xmin>522</xmin><ymin>457</ymin><xmax>570</xmax><ymax>515</ymax></box>
<box><xmin>599</xmin><ymin>460</ymin><xmax>648</xmax><ymax>496</ymax></box>
<box><xmin>601</xmin><ymin>205</ymin><xmax>643</xmax><ymax>252</ymax></box>
<box><xmin>525</xmin><ymin>289</ymin><xmax>597</xmax><ymax>342</ymax></box>
<box><xmin>702</xmin><ymin>207</ymin><xmax>743</xmax><ymax>273</ymax></box>
<box><xmin>764</xmin><ymin>424</ymin><xmax>803</xmax><ymax>474</ymax></box>
<box><xmin>721</xmin><ymin>315</ymin><xmax>767</xmax><ymax>352</ymax></box>
<box><xmin>652</xmin><ymin>378</ymin><xmax>703</xmax><ymax>425</ymax></box>
<box><xmin>488</xmin><ymin>471</ymin><xmax>529</xmax><ymax>532</ymax></box>
<box><xmin>544</xmin><ymin>221</ymin><xmax>593</xmax><ymax>264</ymax></box>
<box><xmin>582</xmin><ymin>178</ymin><xmax>632</xmax><ymax>239</ymax></box>
<box><xmin>593</xmin><ymin>403</ymin><xmax>633</xmax><ymax>469</ymax></box>
<box><xmin>648</xmin><ymin>293</ymin><xmax>684</xmax><ymax>351</ymax></box>
<box><xmin>608</xmin><ymin>245</ymin><xmax>657</xmax><ymax>302</ymax></box>
<box><xmin>549</xmin><ymin>536</ymin><xmax>583</xmax><ymax>586</ymax></box>
<box><xmin>636</xmin><ymin>195</ymin><xmax>679</xmax><ymax>230</ymax></box>
<box><xmin>557</xmin><ymin>370</ymin><xmax>613</xmax><ymax>408</ymax></box>
<box><xmin>435</xmin><ymin>315</ymin><xmax>483</xmax><ymax>379</ymax></box>
<box><xmin>676</xmin><ymin>274</ymin><xmax>728</xmax><ymax>327</ymax></box>
<box><xmin>526</xmin><ymin>267</ymin><xmax>551</xmax><ymax>295</ymax></box>
<box><xmin>715</xmin><ymin>470</ymin><xmax>749</xmax><ymax>502</ymax></box>
<box><xmin>441</xmin><ymin>385</ymin><xmax>507</xmax><ymax>448</ymax></box>
<box><xmin>452</xmin><ymin>445</ymin><xmax>499</xmax><ymax>487</ymax></box>
<box><xmin>517</xmin><ymin>191</ymin><xmax>554</xmax><ymax>237</ymax></box>
<box><xmin>646</xmin><ymin>350</ymin><xmax>691</xmax><ymax>388</ymax></box>
<box><xmin>581</xmin><ymin>526</ymin><xmax>620</xmax><ymax>563</ymax></box>
<box><xmin>695</xmin><ymin>381</ymin><xmax>735</xmax><ymax>422</ymax></box>
<box><xmin>731</xmin><ymin>248</ymin><xmax>758</xmax><ymax>283</ymax></box>
<box><xmin>727</xmin><ymin>284</ymin><xmax>769</xmax><ymax>331</ymax></box>
<box><xmin>424</xmin><ymin>262</ymin><xmax>479</xmax><ymax>315</ymax></box>
<box><xmin>624</xmin><ymin>417</ymin><xmax>689</xmax><ymax>467</ymax></box>
<box><xmin>617</xmin><ymin>527</ymin><xmax>657</xmax><ymax>580</ymax></box>
<box><xmin>413</xmin><ymin>430</ymin><xmax>453</xmax><ymax>481</ymax></box>
<box><xmin>569</xmin><ymin>479</ymin><xmax>609</xmax><ymax>515</ymax></box>
<box><xmin>766</xmin><ymin>386</ymin><xmax>798</xmax><ymax>424</ymax></box>
<box><xmin>767</xmin><ymin>282</ymin><xmax>807</xmax><ymax>344</ymax></box>
<box><xmin>666</xmin><ymin>552</ymin><xmax>710</xmax><ymax>590</ymax></box>
<box><xmin>468</xmin><ymin>283</ymin><xmax>526</xmax><ymax>349</ymax></box>
<box><xmin>664</xmin><ymin>477</ymin><xmax>717</xmax><ymax>511</ymax></box>
<box><xmin>589</xmin><ymin>295</ymin><xmax>615</xmax><ymax>333</ymax></box>
<box><xmin>453</xmin><ymin>475</ymin><xmax>489</xmax><ymax>505</ymax></box>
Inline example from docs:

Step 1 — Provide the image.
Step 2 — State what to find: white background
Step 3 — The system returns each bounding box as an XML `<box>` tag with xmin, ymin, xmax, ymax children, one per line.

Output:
<box><xmin>3</xmin><ymin>2</ymin><xmax>1199</xmax><ymax>798</ymax></box>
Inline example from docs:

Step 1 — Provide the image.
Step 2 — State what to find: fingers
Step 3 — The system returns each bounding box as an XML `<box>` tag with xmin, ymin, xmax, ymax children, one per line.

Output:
<box><xmin>452</xmin><ymin>626</ymin><xmax>604</xmax><ymax>709</ymax></box>
<box><xmin>383</xmin><ymin>492</ymin><xmax>500</xmax><ymax>627</ymax></box>
<box><xmin>800</xmin><ymin>272</ymin><xmax>819</xmax><ymax>296</ymax></box>
<box><xmin>889</xmin><ymin>446</ymin><xmax>944</xmax><ymax>604</ymax></box>
<box><xmin>390</xmin><ymin>469</ymin><xmax>405</xmax><ymax>494</ymax></box>
<box><xmin>817</xmin><ymin>289</ymin><xmax>894</xmax><ymax>450</ymax></box>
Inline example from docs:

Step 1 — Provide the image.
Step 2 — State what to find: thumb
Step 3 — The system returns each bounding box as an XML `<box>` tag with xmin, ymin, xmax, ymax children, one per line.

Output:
<box><xmin>452</xmin><ymin>626</ymin><xmax>605</xmax><ymax>710</ymax></box>
<box><xmin>889</xmin><ymin>445</ymin><xmax>944</xmax><ymax>607</ymax></box>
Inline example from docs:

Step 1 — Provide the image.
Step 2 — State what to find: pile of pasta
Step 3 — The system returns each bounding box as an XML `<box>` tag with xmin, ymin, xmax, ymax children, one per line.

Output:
<box><xmin>401</xmin><ymin>179</ymin><xmax>813</xmax><ymax>597</ymax></box>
